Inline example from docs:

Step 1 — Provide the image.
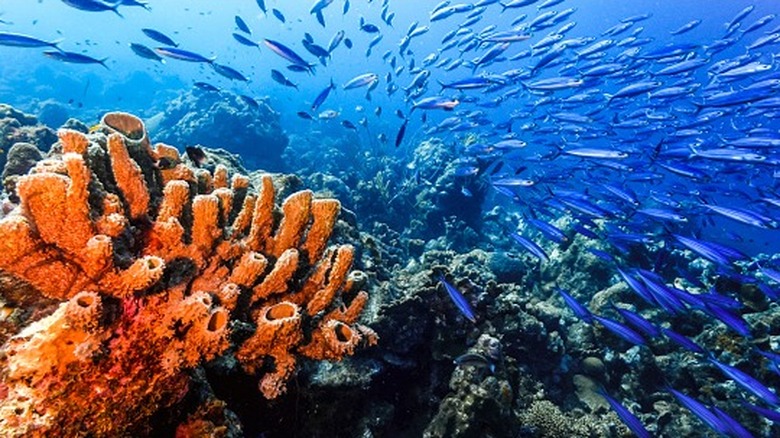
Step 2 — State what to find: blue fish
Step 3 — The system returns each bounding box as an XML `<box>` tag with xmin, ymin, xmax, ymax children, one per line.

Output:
<box><xmin>233</xmin><ymin>33</ymin><xmax>259</xmax><ymax>48</ymax></box>
<box><xmin>711</xmin><ymin>406</ymin><xmax>755</xmax><ymax>438</ymax></box>
<box><xmin>597</xmin><ymin>389</ymin><xmax>651</xmax><ymax>438</ymax></box>
<box><xmin>154</xmin><ymin>47</ymin><xmax>213</xmax><ymax>63</ymax></box>
<box><xmin>235</xmin><ymin>15</ymin><xmax>251</xmax><ymax>34</ymax></box>
<box><xmin>263</xmin><ymin>39</ymin><xmax>314</xmax><ymax>73</ymax></box>
<box><xmin>704</xmin><ymin>304</ymin><xmax>750</xmax><ymax>337</ymax></box>
<box><xmin>742</xmin><ymin>401</ymin><xmax>780</xmax><ymax>424</ymax></box>
<box><xmin>439</xmin><ymin>276</ymin><xmax>477</xmax><ymax>323</ymax></box>
<box><xmin>509</xmin><ymin>232</ymin><xmax>549</xmax><ymax>262</ymax></box>
<box><xmin>593</xmin><ymin>315</ymin><xmax>645</xmax><ymax>345</ymax></box>
<box><xmin>211</xmin><ymin>63</ymin><xmax>248</xmax><ymax>81</ymax></box>
<box><xmin>709</xmin><ymin>358</ymin><xmax>780</xmax><ymax>406</ymax></box>
<box><xmin>43</xmin><ymin>50</ymin><xmax>108</xmax><ymax>68</ymax></box>
<box><xmin>635</xmin><ymin>270</ymin><xmax>687</xmax><ymax>314</ymax></box>
<box><xmin>527</xmin><ymin>218</ymin><xmax>568</xmax><ymax>243</ymax></box>
<box><xmin>662</xmin><ymin>328</ymin><xmax>706</xmax><ymax>354</ymax></box>
<box><xmin>556</xmin><ymin>287</ymin><xmax>593</xmax><ymax>323</ymax></box>
<box><xmin>668</xmin><ymin>388</ymin><xmax>727</xmax><ymax>435</ymax></box>
<box><xmin>272</xmin><ymin>8</ymin><xmax>286</xmax><ymax>23</ymax></box>
<box><xmin>310</xmin><ymin>0</ymin><xmax>334</xmax><ymax>15</ymax></box>
<box><xmin>312</xmin><ymin>80</ymin><xmax>335</xmax><ymax>112</ymax></box>
<box><xmin>61</xmin><ymin>0</ymin><xmax>123</xmax><ymax>17</ymax></box>
<box><xmin>0</xmin><ymin>31</ymin><xmax>61</xmax><ymax>49</ymax></box>
<box><xmin>142</xmin><ymin>28</ymin><xmax>178</xmax><ymax>47</ymax></box>
<box><xmin>611</xmin><ymin>306</ymin><xmax>660</xmax><ymax>338</ymax></box>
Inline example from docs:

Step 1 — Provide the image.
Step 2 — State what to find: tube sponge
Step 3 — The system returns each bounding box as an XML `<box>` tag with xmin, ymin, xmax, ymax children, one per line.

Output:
<box><xmin>0</xmin><ymin>110</ymin><xmax>375</xmax><ymax>435</ymax></box>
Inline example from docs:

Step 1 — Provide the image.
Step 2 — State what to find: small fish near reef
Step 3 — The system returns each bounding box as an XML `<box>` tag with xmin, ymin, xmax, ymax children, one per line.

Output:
<box><xmin>453</xmin><ymin>353</ymin><xmax>495</xmax><ymax>373</ymax></box>
<box><xmin>438</xmin><ymin>276</ymin><xmax>477</xmax><ymax>323</ymax></box>
<box><xmin>185</xmin><ymin>146</ymin><xmax>208</xmax><ymax>168</ymax></box>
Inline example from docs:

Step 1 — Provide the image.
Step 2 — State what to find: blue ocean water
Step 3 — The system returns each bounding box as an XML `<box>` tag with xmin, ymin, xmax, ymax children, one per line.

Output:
<box><xmin>2</xmin><ymin>0</ymin><xmax>780</xmax><ymax>436</ymax></box>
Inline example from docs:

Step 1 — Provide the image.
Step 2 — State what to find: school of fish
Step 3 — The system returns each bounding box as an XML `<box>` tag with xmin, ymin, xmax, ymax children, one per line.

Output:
<box><xmin>2</xmin><ymin>0</ymin><xmax>780</xmax><ymax>436</ymax></box>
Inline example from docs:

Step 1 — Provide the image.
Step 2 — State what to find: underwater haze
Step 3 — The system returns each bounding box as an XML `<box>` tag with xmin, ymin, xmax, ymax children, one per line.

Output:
<box><xmin>2</xmin><ymin>0</ymin><xmax>780</xmax><ymax>436</ymax></box>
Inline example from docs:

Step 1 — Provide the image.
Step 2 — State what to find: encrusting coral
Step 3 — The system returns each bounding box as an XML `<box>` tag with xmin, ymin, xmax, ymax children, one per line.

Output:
<box><xmin>0</xmin><ymin>112</ymin><xmax>376</xmax><ymax>436</ymax></box>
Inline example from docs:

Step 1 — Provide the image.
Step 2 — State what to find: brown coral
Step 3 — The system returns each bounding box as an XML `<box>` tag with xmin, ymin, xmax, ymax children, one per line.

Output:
<box><xmin>0</xmin><ymin>112</ymin><xmax>374</xmax><ymax>436</ymax></box>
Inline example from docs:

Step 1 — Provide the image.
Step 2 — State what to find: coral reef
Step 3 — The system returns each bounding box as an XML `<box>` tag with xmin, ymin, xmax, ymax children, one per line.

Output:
<box><xmin>148</xmin><ymin>91</ymin><xmax>288</xmax><ymax>171</ymax></box>
<box><xmin>33</xmin><ymin>99</ymin><xmax>70</xmax><ymax>129</ymax></box>
<box><xmin>0</xmin><ymin>111</ymin><xmax>373</xmax><ymax>436</ymax></box>
<box><xmin>1</xmin><ymin>98</ymin><xmax>774</xmax><ymax>437</ymax></box>
<box><xmin>352</xmin><ymin>138</ymin><xmax>487</xmax><ymax>245</ymax></box>
<box><xmin>424</xmin><ymin>334</ymin><xmax>513</xmax><ymax>438</ymax></box>
<box><xmin>285</xmin><ymin>133</ymin><xmax>486</xmax><ymax>252</ymax></box>
<box><xmin>0</xmin><ymin>104</ymin><xmax>56</xmax><ymax>189</ymax></box>
<box><xmin>1</xmin><ymin>142</ymin><xmax>42</xmax><ymax>202</ymax></box>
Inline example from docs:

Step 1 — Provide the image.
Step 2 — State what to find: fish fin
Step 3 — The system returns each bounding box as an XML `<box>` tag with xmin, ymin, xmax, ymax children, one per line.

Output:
<box><xmin>650</xmin><ymin>140</ymin><xmax>664</xmax><ymax>162</ymax></box>
<box><xmin>111</xmin><ymin>5</ymin><xmax>124</xmax><ymax>18</ymax></box>
<box><xmin>49</xmin><ymin>38</ymin><xmax>65</xmax><ymax>51</ymax></box>
<box><xmin>687</xmin><ymin>143</ymin><xmax>700</xmax><ymax>158</ymax></box>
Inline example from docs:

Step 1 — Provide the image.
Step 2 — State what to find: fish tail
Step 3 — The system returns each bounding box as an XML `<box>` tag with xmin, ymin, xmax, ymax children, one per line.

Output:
<box><xmin>650</xmin><ymin>140</ymin><xmax>663</xmax><ymax>162</ymax></box>
<box><xmin>691</xmin><ymin>100</ymin><xmax>704</xmax><ymax>115</ymax></box>
<box><xmin>111</xmin><ymin>5</ymin><xmax>124</xmax><ymax>18</ymax></box>
<box><xmin>50</xmin><ymin>39</ymin><xmax>65</xmax><ymax>51</ymax></box>
<box><xmin>687</xmin><ymin>143</ymin><xmax>699</xmax><ymax>158</ymax></box>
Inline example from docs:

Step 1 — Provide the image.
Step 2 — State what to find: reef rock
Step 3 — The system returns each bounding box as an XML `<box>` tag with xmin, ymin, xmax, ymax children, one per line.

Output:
<box><xmin>149</xmin><ymin>90</ymin><xmax>288</xmax><ymax>171</ymax></box>
<box><xmin>0</xmin><ymin>104</ymin><xmax>56</xmax><ymax>189</ymax></box>
<box><xmin>424</xmin><ymin>334</ymin><xmax>513</xmax><ymax>438</ymax></box>
<box><xmin>1</xmin><ymin>142</ymin><xmax>42</xmax><ymax>201</ymax></box>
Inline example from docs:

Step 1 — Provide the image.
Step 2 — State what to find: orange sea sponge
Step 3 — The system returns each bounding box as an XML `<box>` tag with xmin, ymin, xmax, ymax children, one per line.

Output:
<box><xmin>0</xmin><ymin>111</ymin><xmax>375</xmax><ymax>436</ymax></box>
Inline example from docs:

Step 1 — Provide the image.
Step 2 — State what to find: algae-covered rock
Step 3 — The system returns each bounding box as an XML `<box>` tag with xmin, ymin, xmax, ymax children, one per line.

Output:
<box><xmin>0</xmin><ymin>104</ymin><xmax>37</xmax><ymax>126</ymax></box>
<box><xmin>0</xmin><ymin>104</ymin><xmax>57</xmax><ymax>192</ymax></box>
<box><xmin>0</xmin><ymin>105</ymin><xmax>56</xmax><ymax>188</ymax></box>
<box><xmin>424</xmin><ymin>334</ymin><xmax>513</xmax><ymax>438</ymax></box>
<box><xmin>60</xmin><ymin>118</ymin><xmax>89</xmax><ymax>133</ymax></box>
<box><xmin>1</xmin><ymin>142</ymin><xmax>43</xmax><ymax>200</ymax></box>
<box><xmin>150</xmin><ymin>91</ymin><xmax>288</xmax><ymax>171</ymax></box>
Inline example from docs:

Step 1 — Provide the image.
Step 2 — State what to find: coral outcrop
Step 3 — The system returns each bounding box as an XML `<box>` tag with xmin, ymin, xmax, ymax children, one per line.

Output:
<box><xmin>149</xmin><ymin>91</ymin><xmax>288</xmax><ymax>171</ymax></box>
<box><xmin>0</xmin><ymin>104</ymin><xmax>56</xmax><ymax>190</ymax></box>
<box><xmin>0</xmin><ymin>111</ymin><xmax>374</xmax><ymax>436</ymax></box>
<box><xmin>424</xmin><ymin>334</ymin><xmax>513</xmax><ymax>438</ymax></box>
